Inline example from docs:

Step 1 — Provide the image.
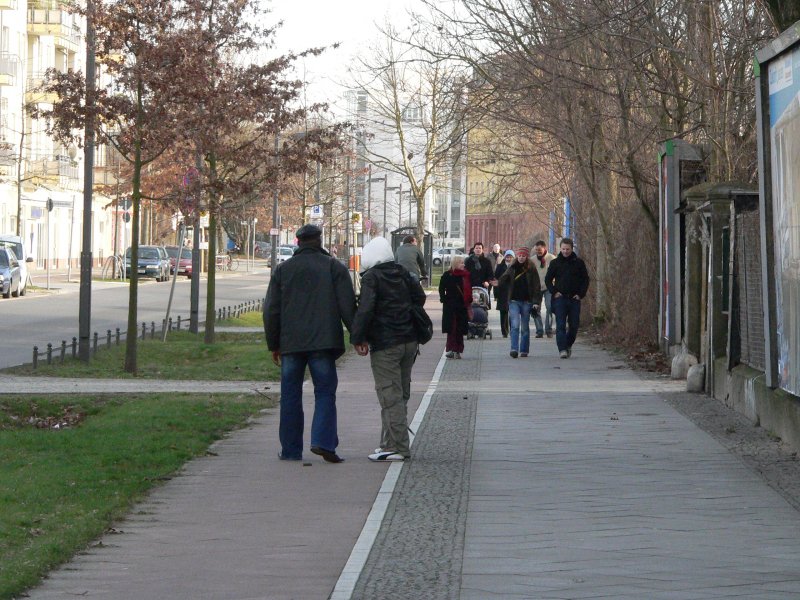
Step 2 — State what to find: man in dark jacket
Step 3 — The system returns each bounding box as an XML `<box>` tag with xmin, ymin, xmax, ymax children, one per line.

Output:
<box><xmin>465</xmin><ymin>242</ymin><xmax>495</xmax><ymax>306</ymax></box>
<box><xmin>264</xmin><ymin>224</ymin><xmax>357</xmax><ymax>463</ymax></box>
<box><xmin>352</xmin><ymin>237</ymin><xmax>427</xmax><ymax>462</ymax></box>
<box><xmin>543</xmin><ymin>237</ymin><xmax>590</xmax><ymax>359</ymax></box>
<box><xmin>394</xmin><ymin>235</ymin><xmax>427</xmax><ymax>283</ymax></box>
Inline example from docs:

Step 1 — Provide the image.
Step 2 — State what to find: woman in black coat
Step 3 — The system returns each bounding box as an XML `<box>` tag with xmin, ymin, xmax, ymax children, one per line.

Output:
<box><xmin>438</xmin><ymin>256</ymin><xmax>471</xmax><ymax>359</ymax></box>
<box><xmin>493</xmin><ymin>250</ymin><xmax>515</xmax><ymax>338</ymax></box>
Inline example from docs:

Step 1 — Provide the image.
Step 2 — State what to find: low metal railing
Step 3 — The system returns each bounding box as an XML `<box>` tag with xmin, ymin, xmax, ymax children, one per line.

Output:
<box><xmin>30</xmin><ymin>298</ymin><xmax>265</xmax><ymax>369</ymax></box>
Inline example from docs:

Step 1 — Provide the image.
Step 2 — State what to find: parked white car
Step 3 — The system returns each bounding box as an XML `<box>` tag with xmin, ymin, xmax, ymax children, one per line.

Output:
<box><xmin>0</xmin><ymin>234</ymin><xmax>33</xmax><ymax>295</ymax></box>
<box><xmin>432</xmin><ymin>248</ymin><xmax>467</xmax><ymax>266</ymax></box>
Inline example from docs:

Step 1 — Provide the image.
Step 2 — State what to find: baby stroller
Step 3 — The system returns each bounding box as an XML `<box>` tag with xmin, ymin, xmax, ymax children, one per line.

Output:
<box><xmin>467</xmin><ymin>287</ymin><xmax>493</xmax><ymax>339</ymax></box>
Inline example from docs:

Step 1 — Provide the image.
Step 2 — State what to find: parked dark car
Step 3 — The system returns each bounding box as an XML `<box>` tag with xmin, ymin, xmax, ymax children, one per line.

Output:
<box><xmin>124</xmin><ymin>245</ymin><xmax>170</xmax><ymax>281</ymax></box>
<box><xmin>165</xmin><ymin>246</ymin><xmax>193</xmax><ymax>278</ymax></box>
<box><xmin>0</xmin><ymin>246</ymin><xmax>21</xmax><ymax>298</ymax></box>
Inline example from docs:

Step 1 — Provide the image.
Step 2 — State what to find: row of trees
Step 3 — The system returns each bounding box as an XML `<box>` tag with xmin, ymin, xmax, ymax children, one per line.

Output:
<box><xmin>34</xmin><ymin>0</ymin><xmax>347</xmax><ymax>372</ymax></box>
<box><xmin>361</xmin><ymin>0</ymin><xmax>791</xmax><ymax>345</ymax></box>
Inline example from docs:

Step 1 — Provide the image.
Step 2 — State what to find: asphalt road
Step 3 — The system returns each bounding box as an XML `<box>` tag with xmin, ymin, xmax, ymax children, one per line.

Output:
<box><xmin>0</xmin><ymin>267</ymin><xmax>270</xmax><ymax>369</ymax></box>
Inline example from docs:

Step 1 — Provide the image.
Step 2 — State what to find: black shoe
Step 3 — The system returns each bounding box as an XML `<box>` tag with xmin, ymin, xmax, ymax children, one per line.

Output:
<box><xmin>311</xmin><ymin>446</ymin><xmax>345</xmax><ymax>463</ymax></box>
<box><xmin>510</xmin><ymin>351</ymin><xmax>518</xmax><ymax>358</ymax></box>
<box><xmin>278</xmin><ymin>452</ymin><xmax>301</xmax><ymax>461</ymax></box>
<box><xmin>535</xmin><ymin>333</ymin><xmax>543</xmax><ymax>338</ymax></box>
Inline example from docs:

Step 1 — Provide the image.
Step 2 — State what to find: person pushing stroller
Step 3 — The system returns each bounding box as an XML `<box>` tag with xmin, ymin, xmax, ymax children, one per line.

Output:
<box><xmin>467</xmin><ymin>287</ymin><xmax>491</xmax><ymax>339</ymax></box>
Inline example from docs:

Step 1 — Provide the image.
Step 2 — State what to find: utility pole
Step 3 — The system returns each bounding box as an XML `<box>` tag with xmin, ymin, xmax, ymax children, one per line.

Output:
<box><xmin>78</xmin><ymin>0</ymin><xmax>96</xmax><ymax>362</ymax></box>
<box><xmin>270</xmin><ymin>135</ymin><xmax>280</xmax><ymax>271</ymax></box>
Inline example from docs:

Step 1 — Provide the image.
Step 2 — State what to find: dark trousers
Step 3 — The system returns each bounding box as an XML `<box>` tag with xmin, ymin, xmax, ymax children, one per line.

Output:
<box><xmin>552</xmin><ymin>296</ymin><xmax>581</xmax><ymax>351</ymax></box>
<box><xmin>499</xmin><ymin>309</ymin><xmax>509</xmax><ymax>336</ymax></box>
<box><xmin>446</xmin><ymin>317</ymin><xmax>464</xmax><ymax>352</ymax></box>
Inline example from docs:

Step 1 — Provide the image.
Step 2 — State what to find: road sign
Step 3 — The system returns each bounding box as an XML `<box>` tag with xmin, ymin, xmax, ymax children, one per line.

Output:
<box><xmin>269</xmin><ymin>228</ymin><xmax>280</xmax><ymax>236</ymax></box>
<box><xmin>311</xmin><ymin>205</ymin><xmax>323</xmax><ymax>218</ymax></box>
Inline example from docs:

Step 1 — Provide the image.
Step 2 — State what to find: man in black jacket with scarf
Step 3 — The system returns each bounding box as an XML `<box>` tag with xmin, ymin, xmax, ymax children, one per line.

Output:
<box><xmin>264</xmin><ymin>224</ymin><xmax>357</xmax><ymax>463</ymax></box>
<box><xmin>544</xmin><ymin>238</ymin><xmax>590</xmax><ymax>359</ymax></box>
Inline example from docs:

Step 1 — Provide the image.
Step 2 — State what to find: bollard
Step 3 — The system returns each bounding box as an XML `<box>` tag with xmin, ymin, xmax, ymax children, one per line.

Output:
<box><xmin>177</xmin><ymin>316</ymin><xmax>181</xmax><ymax>330</ymax></box>
<box><xmin>107</xmin><ymin>330</ymin><xmax>112</xmax><ymax>349</ymax></box>
<box><xmin>116</xmin><ymin>328</ymin><xmax>120</xmax><ymax>345</ymax></box>
<box><xmin>33</xmin><ymin>346</ymin><xmax>38</xmax><ymax>369</ymax></box>
<box><xmin>72</xmin><ymin>337</ymin><xmax>77</xmax><ymax>358</ymax></box>
<box><xmin>60</xmin><ymin>340</ymin><xmax>66</xmax><ymax>363</ymax></box>
<box><xmin>46</xmin><ymin>343</ymin><xmax>53</xmax><ymax>365</ymax></box>
<box><xmin>151</xmin><ymin>322</ymin><xmax>155</xmax><ymax>339</ymax></box>
<box><xmin>93</xmin><ymin>332</ymin><xmax>98</xmax><ymax>355</ymax></box>
<box><xmin>142</xmin><ymin>322</ymin><xmax>146</xmax><ymax>340</ymax></box>
<box><xmin>169</xmin><ymin>317</ymin><xmax>173</xmax><ymax>331</ymax></box>
<box><xmin>162</xmin><ymin>318</ymin><xmax>167</xmax><ymax>333</ymax></box>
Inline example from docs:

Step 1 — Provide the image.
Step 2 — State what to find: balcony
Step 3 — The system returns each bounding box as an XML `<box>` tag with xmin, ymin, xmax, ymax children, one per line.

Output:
<box><xmin>27</xmin><ymin>153</ymin><xmax>79</xmax><ymax>184</ymax></box>
<box><xmin>25</xmin><ymin>72</ymin><xmax>58</xmax><ymax>104</ymax></box>
<box><xmin>0</xmin><ymin>53</ymin><xmax>19</xmax><ymax>86</ymax></box>
<box><xmin>28</xmin><ymin>2</ymin><xmax>81</xmax><ymax>52</ymax></box>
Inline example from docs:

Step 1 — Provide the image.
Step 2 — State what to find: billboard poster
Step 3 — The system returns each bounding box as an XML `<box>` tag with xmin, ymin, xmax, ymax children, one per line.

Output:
<box><xmin>769</xmin><ymin>45</ymin><xmax>800</xmax><ymax>395</ymax></box>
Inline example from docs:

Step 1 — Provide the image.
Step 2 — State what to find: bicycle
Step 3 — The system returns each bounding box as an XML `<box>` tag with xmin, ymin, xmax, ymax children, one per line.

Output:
<box><xmin>227</xmin><ymin>251</ymin><xmax>239</xmax><ymax>271</ymax></box>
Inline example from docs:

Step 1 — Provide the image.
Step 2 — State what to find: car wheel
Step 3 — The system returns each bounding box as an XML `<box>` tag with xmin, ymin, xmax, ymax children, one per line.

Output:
<box><xmin>19</xmin><ymin>283</ymin><xmax>25</xmax><ymax>296</ymax></box>
<box><xmin>2</xmin><ymin>286</ymin><xmax>9</xmax><ymax>299</ymax></box>
<box><xmin>433</xmin><ymin>258</ymin><xmax>441</xmax><ymax>266</ymax></box>
<box><xmin>11</xmin><ymin>282</ymin><xmax>18</xmax><ymax>297</ymax></box>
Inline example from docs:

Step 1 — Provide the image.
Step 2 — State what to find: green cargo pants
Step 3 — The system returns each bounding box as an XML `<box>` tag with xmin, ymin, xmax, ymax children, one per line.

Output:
<box><xmin>369</xmin><ymin>341</ymin><xmax>418</xmax><ymax>457</ymax></box>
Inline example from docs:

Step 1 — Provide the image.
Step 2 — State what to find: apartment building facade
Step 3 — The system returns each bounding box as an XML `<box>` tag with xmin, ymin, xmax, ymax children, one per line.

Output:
<box><xmin>0</xmin><ymin>0</ymin><xmax>117</xmax><ymax>274</ymax></box>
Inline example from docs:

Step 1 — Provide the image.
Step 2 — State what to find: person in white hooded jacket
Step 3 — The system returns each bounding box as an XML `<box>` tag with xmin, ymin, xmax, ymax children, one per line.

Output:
<box><xmin>351</xmin><ymin>237</ymin><xmax>427</xmax><ymax>462</ymax></box>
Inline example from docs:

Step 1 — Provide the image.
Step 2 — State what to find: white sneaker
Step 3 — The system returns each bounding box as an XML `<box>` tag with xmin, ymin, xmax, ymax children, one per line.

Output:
<box><xmin>559</xmin><ymin>350</ymin><xmax>568</xmax><ymax>359</ymax></box>
<box><xmin>368</xmin><ymin>451</ymin><xmax>407</xmax><ymax>461</ymax></box>
<box><xmin>445</xmin><ymin>351</ymin><xmax>455</xmax><ymax>358</ymax></box>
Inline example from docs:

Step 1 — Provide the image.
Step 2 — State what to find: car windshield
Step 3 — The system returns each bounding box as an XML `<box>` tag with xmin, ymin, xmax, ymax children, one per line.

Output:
<box><xmin>165</xmin><ymin>247</ymin><xmax>179</xmax><ymax>258</ymax></box>
<box><xmin>0</xmin><ymin>253</ymin><xmax>7</xmax><ymax>267</ymax></box>
<box><xmin>140</xmin><ymin>249</ymin><xmax>159</xmax><ymax>259</ymax></box>
<box><xmin>181</xmin><ymin>248</ymin><xmax>192</xmax><ymax>259</ymax></box>
<box><xmin>280</xmin><ymin>248</ymin><xmax>293</xmax><ymax>255</ymax></box>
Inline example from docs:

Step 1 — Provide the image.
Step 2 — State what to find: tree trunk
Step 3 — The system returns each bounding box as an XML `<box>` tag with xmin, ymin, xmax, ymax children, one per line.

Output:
<box><xmin>124</xmin><ymin>144</ymin><xmax>143</xmax><ymax>374</ymax></box>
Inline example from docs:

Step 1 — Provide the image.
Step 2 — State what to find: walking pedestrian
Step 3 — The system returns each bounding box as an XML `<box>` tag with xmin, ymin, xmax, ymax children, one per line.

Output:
<box><xmin>493</xmin><ymin>249</ymin><xmax>515</xmax><ymax>338</ymax></box>
<box><xmin>394</xmin><ymin>235</ymin><xmax>428</xmax><ymax>284</ymax></box>
<box><xmin>544</xmin><ymin>238</ymin><xmax>590</xmax><ymax>359</ymax></box>
<box><xmin>263</xmin><ymin>223</ymin><xmax>357</xmax><ymax>463</ymax></box>
<box><xmin>351</xmin><ymin>237</ymin><xmax>426</xmax><ymax>462</ymax></box>
<box><xmin>532</xmin><ymin>240</ymin><xmax>556</xmax><ymax>338</ymax></box>
<box><xmin>490</xmin><ymin>243</ymin><xmax>503</xmax><ymax>266</ymax></box>
<box><xmin>439</xmin><ymin>255</ymin><xmax>471</xmax><ymax>359</ymax></box>
<box><xmin>497</xmin><ymin>246</ymin><xmax>542</xmax><ymax>358</ymax></box>
<box><xmin>464</xmin><ymin>242</ymin><xmax>495</xmax><ymax>291</ymax></box>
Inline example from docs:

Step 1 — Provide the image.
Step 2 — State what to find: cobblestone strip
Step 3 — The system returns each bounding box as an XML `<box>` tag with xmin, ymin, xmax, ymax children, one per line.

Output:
<box><xmin>350</xmin><ymin>353</ymin><xmax>480</xmax><ymax>600</ymax></box>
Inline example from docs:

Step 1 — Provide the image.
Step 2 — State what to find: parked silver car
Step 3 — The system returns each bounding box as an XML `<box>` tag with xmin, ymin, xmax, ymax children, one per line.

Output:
<box><xmin>432</xmin><ymin>248</ymin><xmax>467</xmax><ymax>266</ymax></box>
<box><xmin>0</xmin><ymin>246</ymin><xmax>21</xmax><ymax>298</ymax></box>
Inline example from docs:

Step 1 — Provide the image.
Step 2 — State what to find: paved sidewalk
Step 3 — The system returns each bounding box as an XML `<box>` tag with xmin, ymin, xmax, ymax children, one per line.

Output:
<box><xmin>23</xmin><ymin>306</ymin><xmax>800</xmax><ymax>599</ymax></box>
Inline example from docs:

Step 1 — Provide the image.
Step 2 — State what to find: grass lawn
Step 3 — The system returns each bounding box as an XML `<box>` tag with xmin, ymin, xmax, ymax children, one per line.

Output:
<box><xmin>4</xmin><ymin>330</ymin><xmax>279</xmax><ymax>381</ymax></box>
<box><xmin>217</xmin><ymin>311</ymin><xmax>263</xmax><ymax>327</ymax></box>
<box><xmin>0</xmin><ymin>392</ymin><xmax>275</xmax><ymax>599</ymax></box>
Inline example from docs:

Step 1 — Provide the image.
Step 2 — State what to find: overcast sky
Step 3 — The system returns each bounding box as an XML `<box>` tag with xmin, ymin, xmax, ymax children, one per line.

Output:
<box><xmin>268</xmin><ymin>0</ymin><xmax>420</xmax><ymax>113</ymax></box>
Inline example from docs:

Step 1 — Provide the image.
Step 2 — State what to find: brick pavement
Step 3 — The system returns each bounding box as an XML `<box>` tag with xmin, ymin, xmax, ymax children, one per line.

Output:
<box><xmin>20</xmin><ymin>304</ymin><xmax>800</xmax><ymax>599</ymax></box>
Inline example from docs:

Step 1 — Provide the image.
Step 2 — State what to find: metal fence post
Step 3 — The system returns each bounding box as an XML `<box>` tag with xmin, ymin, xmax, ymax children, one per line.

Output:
<box><xmin>93</xmin><ymin>332</ymin><xmax>98</xmax><ymax>355</ymax></box>
<box><xmin>60</xmin><ymin>340</ymin><xmax>66</xmax><ymax>363</ymax></box>
<box><xmin>107</xmin><ymin>329</ymin><xmax>112</xmax><ymax>349</ymax></box>
<box><xmin>142</xmin><ymin>323</ymin><xmax>146</xmax><ymax>340</ymax></box>
<box><xmin>46</xmin><ymin>343</ymin><xmax>53</xmax><ymax>365</ymax></box>
<box><xmin>72</xmin><ymin>337</ymin><xmax>77</xmax><ymax>358</ymax></box>
<box><xmin>33</xmin><ymin>346</ymin><xmax>38</xmax><ymax>369</ymax></box>
<box><xmin>116</xmin><ymin>328</ymin><xmax>120</xmax><ymax>345</ymax></box>
<box><xmin>177</xmin><ymin>315</ymin><xmax>181</xmax><ymax>330</ymax></box>
<box><xmin>151</xmin><ymin>322</ymin><xmax>155</xmax><ymax>339</ymax></box>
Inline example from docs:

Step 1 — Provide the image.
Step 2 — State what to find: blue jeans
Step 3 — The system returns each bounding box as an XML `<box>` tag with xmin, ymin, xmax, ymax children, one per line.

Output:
<box><xmin>533</xmin><ymin>290</ymin><xmax>553</xmax><ymax>335</ymax></box>
<box><xmin>279</xmin><ymin>351</ymin><xmax>339</xmax><ymax>459</ymax></box>
<box><xmin>508</xmin><ymin>300</ymin><xmax>532</xmax><ymax>354</ymax></box>
<box><xmin>552</xmin><ymin>295</ymin><xmax>581</xmax><ymax>351</ymax></box>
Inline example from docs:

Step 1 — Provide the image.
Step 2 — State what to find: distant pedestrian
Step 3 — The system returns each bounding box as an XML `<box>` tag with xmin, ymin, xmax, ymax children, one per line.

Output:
<box><xmin>351</xmin><ymin>237</ymin><xmax>426</xmax><ymax>462</ymax></box>
<box><xmin>395</xmin><ymin>235</ymin><xmax>428</xmax><ymax>283</ymax></box>
<box><xmin>439</xmin><ymin>255</ymin><xmax>471</xmax><ymax>359</ymax></box>
<box><xmin>532</xmin><ymin>240</ymin><xmax>556</xmax><ymax>338</ymax></box>
<box><xmin>493</xmin><ymin>250</ymin><xmax>515</xmax><ymax>337</ymax></box>
<box><xmin>497</xmin><ymin>246</ymin><xmax>542</xmax><ymax>358</ymax></box>
<box><xmin>263</xmin><ymin>223</ymin><xmax>357</xmax><ymax>463</ymax></box>
<box><xmin>490</xmin><ymin>243</ymin><xmax>503</xmax><ymax>266</ymax></box>
<box><xmin>544</xmin><ymin>238</ymin><xmax>590</xmax><ymax>359</ymax></box>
